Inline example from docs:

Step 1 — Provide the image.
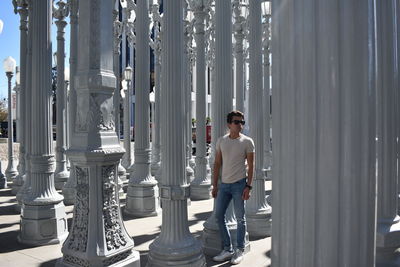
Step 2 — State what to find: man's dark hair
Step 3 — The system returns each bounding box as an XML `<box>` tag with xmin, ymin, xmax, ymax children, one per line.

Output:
<box><xmin>227</xmin><ymin>110</ymin><xmax>244</xmax><ymax>123</ymax></box>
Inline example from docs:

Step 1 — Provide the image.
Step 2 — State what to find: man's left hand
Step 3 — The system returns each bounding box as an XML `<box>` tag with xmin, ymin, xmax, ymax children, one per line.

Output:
<box><xmin>242</xmin><ymin>187</ymin><xmax>250</xmax><ymax>200</ymax></box>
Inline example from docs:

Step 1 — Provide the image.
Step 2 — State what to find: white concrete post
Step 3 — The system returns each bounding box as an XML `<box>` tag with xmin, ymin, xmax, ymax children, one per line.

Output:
<box><xmin>57</xmin><ymin>0</ymin><xmax>140</xmax><ymax>265</ymax></box>
<box><xmin>53</xmin><ymin>0</ymin><xmax>70</xmax><ymax>190</ymax></box>
<box><xmin>202</xmin><ymin>0</ymin><xmax>250</xmax><ymax>255</ymax></box>
<box><xmin>190</xmin><ymin>0</ymin><xmax>212</xmax><ymax>200</ymax></box>
<box><xmin>15</xmin><ymin>0</ymin><xmax>32</xmax><ymax>212</ymax></box>
<box><xmin>262</xmin><ymin>10</ymin><xmax>272</xmax><ymax>174</ymax></box>
<box><xmin>183</xmin><ymin>2</ymin><xmax>195</xmax><ymax>184</ymax></box>
<box><xmin>147</xmin><ymin>1</ymin><xmax>206</xmax><ymax>266</ymax></box>
<box><xmin>19</xmin><ymin>0</ymin><xmax>68</xmax><ymax>246</ymax></box>
<box><xmin>113</xmin><ymin>4</ymin><xmax>127</xmax><ymax>192</ymax></box>
<box><xmin>246</xmin><ymin>0</ymin><xmax>272</xmax><ymax>238</ymax></box>
<box><xmin>375</xmin><ymin>0</ymin><xmax>400</xmax><ymax>265</ymax></box>
<box><xmin>121</xmin><ymin>2</ymin><xmax>134</xmax><ymax>171</ymax></box>
<box><xmin>233</xmin><ymin>0</ymin><xmax>245</xmax><ymax>113</ymax></box>
<box><xmin>150</xmin><ymin>3</ymin><xmax>162</xmax><ymax>178</ymax></box>
<box><xmin>125</xmin><ymin>0</ymin><xmax>160</xmax><ymax>218</ymax></box>
<box><xmin>12</xmin><ymin>0</ymin><xmax>28</xmax><ymax>195</ymax></box>
<box><xmin>271</xmin><ymin>0</ymin><xmax>377</xmax><ymax>266</ymax></box>
<box><xmin>62</xmin><ymin>0</ymin><xmax>78</xmax><ymax>205</ymax></box>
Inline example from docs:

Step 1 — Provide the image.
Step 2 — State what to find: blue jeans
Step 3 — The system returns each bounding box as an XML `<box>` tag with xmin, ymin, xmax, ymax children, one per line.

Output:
<box><xmin>215</xmin><ymin>178</ymin><xmax>246</xmax><ymax>252</ymax></box>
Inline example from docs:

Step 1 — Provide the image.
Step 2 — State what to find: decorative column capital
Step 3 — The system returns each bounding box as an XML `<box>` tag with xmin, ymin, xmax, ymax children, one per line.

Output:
<box><xmin>54</xmin><ymin>1</ymin><xmax>69</xmax><ymax>41</ymax></box>
<box><xmin>53</xmin><ymin>0</ymin><xmax>69</xmax><ymax>21</ymax></box>
<box><xmin>113</xmin><ymin>17</ymin><xmax>123</xmax><ymax>55</ymax></box>
<box><xmin>125</xmin><ymin>21</ymin><xmax>136</xmax><ymax>46</ymax></box>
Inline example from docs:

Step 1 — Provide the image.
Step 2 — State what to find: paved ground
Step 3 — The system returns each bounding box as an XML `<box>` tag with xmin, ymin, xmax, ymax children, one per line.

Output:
<box><xmin>0</xmin><ymin>180</ymin><xmax>271</xmax><ymax>267</ymax></box>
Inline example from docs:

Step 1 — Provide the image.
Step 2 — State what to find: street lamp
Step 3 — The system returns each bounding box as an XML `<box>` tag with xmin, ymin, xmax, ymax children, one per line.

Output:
<box><xmin>2</xmin><ymin>56</ymin><xmax>18</xmax><ymax>188</ymax></box>
<box><xmin>0</xmin><ymin>19</ymin><xmax>3</xmax><ymax>35</ymax></box>
<box><xmin>123</xmin><ymin>65</ymin><xmax>132</xmax><ymax>84</ymax></box>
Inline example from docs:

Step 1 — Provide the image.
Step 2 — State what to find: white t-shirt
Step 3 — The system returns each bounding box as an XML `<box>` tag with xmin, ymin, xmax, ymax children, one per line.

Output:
<box><xmin>216</xmin><ymin>133</ymin><xmax>255</xmax><ymax>184</ymax></box>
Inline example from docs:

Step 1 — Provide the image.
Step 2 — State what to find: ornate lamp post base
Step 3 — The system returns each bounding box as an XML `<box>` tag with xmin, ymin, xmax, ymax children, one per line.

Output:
<box><xmin>125</xmin><ymin>182</ymin><xmax>160</xmax><ymax>217</ymax></box>
<box><xmin>18</xmin><ymin>202</ymin><xmax>68</xmax><ymax>246</ymax></box>
<box><xmin>147</xmin><ymin>239</ymin><xmax>205</xmax><ymax>267</ymax></box>
<box><xmin>190</xmin><ymin>183</ymin><xmax>211</xmax><ymax>200</ymax></box>
<box><xmin>246</xmin><ymin>211</ymin><xmax>272</xmax><ymax>237</ymax></box>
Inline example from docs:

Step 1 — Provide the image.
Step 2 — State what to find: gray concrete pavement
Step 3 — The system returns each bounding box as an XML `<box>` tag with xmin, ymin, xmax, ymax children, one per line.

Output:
<box><xmin>0</xmin><ymin>182</ymin><xmax>271</xmax><ymax>267</ymax></box>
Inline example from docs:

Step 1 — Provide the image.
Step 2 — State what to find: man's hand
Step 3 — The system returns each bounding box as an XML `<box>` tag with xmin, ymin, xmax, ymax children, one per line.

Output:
<box><xmin>212</xmin><ymin>185</ymin><xmax>218</xmax><ymax>198</ymax></box>
<box><xmin>242</xmin><ymin>187</ymin><xmax>250</xmax><ymax>200</ymax></box>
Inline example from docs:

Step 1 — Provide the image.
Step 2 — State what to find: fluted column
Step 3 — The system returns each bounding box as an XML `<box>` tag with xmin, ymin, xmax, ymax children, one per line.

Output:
<box><xmin>233</xmin><ymin>0</ymin><xmax>245</xmax><ymax>113</ymax></box>
<box><xmin>246</xmin><ymin>0</ymin><xmax>271</xmax><ymax>238</ymax></box>
<box><xmin>397</xmin><ymin>0</ymin><xmax>400</xmax><ymax>216</ymax></box>
<box><xmin>113</xmin><ymin>5</ymin><xmax>127</xmax><ymax>192</ymax></box>
<box><xmin>150</xmin><ymin>3</ymin><xmax>162</xmax><ymax>178</ymax></box>
<box><xmin>19</xmin><ymin>0</ymin><xmax>68</xmax><ymax>246</ymax></box>
<box><xmin>124</xmin><ymin>0</ymin><xmax>136</xmax><ymax>175</ymax></box>
<box><xmin>62</xmin><ymin>0</ymin><xmax>78</xmax><ymax>205</ymax></box>
<box><xmin>183</xmin><ymin>3</ymin><xmax>195</xmax><ymax>184</ymax></box>
<box><xmin>190</xmin><ymin>0</ymin><xmax>211</xmax><ymax>200</ymax></box>
<box><xmin>147</xmin><ymin>1</ymin><xmax>206</xmax><ymax>266</ymax></box>
<box><xmin>121</xmin><ymin>2</ymin><xmax>134</xmax><ymax>171</ymax></box>
<box><xmin>202</xmin><ymin>0</ymin><xmax>249</xmax><ymax>255</ymax></box>
<box><xmin>57</xmin><ymin>0</ymin><xmax>140</xmax><ymax>265</ymax></box>
<box><xmin>271</xmin><ymin>0</ymin><xmax>376</xmax><ymax>266</ymax></box>
<box><xmin>15</xmin><ymin>0</ymin><xmax>32</xmax><ymax>212</ymax></box>
<box><xmin>54</xmin><ymin>0</ymin><xmax>70</xmax><ymax>190</ymax></box>
<box><xmin>375</xmin><ymin>1</ymin><xmax>400</xmax><ymax>265</ymax></box>
<box><xmin>125</xmin><ymin>0</ymin><xmax>160</xmax><ymax>218</ymax></box>
<box><xmin>262</xmin><ymin>10</ymin><xmax>272</xmax><ymax>174</ymax></box>
<box><xmin>12</xmin><ymin>0</ymin><xmax>28</xmax><ymax>195</ymax></box>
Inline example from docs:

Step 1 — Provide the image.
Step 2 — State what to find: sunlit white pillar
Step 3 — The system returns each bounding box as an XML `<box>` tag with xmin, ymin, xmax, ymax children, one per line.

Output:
<box><xmin>246</xmin><ymin>0</ymin><xmax>271</xmax><ymax>238</ymax></box>
<box><xmin>12</xmin><ymin>0</ymin><xmax>28</xmax><ymax>195</ymax></box>
<box><xmin>202</xmin><ymin>0</ymin><xmax>249</xmax><ymax>255</ymax></box>
<box><xmin>62</xmin><ymin>0</ymin><xmax>78</xmax><ymax>205</ymax></box>
<box><xmin>19</xmin><ymin>0</ymin><xmax>68</xmax><ymax>246</ymax></box>
<box><xmin>375</xmin><ymin>1</ymin><xmax>400</xmax><ymax>265</ymax></box>
<box><xmin>125</xmin><ymin>0</ymin><xmax>160</xmax><ymax>217</ymax></box>
<box><xmin>147</xmin><ymin>1</ymin><xmax>206</xmax><ymax>265</ymax></box>
<box><xmin>190</xmin><ymin>0</ymin><xmax>211</xmax><ymax>200</ymax></box>
<box><xmin>271</xmin><ymin>0</ymin><xmax>377</xmax><ymax>266</ymax></box>
<box><xmin>57</xmin><ymin>0</ymin><xmax>140</xmax><ymax>265</ymax></box>
<box><xmin>53</xmin><ymin>0</ymin><xmax>70</xmax><ymax>190</ymax></box>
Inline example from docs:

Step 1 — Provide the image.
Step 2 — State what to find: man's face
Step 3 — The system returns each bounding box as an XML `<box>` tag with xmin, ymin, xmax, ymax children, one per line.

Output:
<box><xmin>228</xmin><ymin>115</ymin><xmax>245</xmax><ymax>133</ymax></box>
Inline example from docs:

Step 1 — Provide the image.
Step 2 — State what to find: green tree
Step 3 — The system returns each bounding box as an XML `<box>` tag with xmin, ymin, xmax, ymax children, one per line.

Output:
<box><xmin>0</xmin><ymin>99</ymin><xmax>8</xmax><ymax>122</ymax></box>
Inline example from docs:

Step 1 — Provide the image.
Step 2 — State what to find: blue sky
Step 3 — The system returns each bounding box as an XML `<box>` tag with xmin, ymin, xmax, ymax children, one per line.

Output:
<box><xmin>0</xmin><ymin>1</ymin><xmax>70</xmax><ymax>102</ymax></box>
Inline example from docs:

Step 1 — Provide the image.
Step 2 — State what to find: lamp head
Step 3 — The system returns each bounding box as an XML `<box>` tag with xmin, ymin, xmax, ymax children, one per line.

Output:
<box><xmin>3</xmin><ymin>56</ymin><xmax>16</xmax><ymax>74</ymax></box>
<box><xmin>123</xmin><ymin>65</ymin><xmax>133</xmax><ymax>82</ymax></box>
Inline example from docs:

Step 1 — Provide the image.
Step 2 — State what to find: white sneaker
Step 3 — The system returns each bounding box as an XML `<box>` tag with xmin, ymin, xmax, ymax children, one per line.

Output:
<box><xmin>230</xmin><ymin>249</ymin><xmax>244</xmax><ymax>265</ymax></box>
<box><xmin>212</xmin><ymin>250</ymin><xmax>233</xmax><ymax>262</ymax></box>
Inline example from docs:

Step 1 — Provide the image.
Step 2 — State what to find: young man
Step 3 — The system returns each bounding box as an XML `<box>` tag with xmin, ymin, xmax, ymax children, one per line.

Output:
<box><xmin>212</xmin><ymin>110</ymin><xmax>255</xmax><ymax>265</ymax></box>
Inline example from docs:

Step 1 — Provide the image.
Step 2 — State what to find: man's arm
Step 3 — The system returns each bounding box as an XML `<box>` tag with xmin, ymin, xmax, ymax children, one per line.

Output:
<box><xmin>211</xmin><ymin>149</ymin><xmax>222</xmax><ymax>198</ymax></box>
<box><xmin>242</xmin><ymin>152</ymin><xmax>254</xmax><ymax>200</ymax></box>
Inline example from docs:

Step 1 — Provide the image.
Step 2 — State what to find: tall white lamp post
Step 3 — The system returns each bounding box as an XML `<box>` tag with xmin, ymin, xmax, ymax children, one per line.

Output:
<box><xmin>3</xmin><ymin>56</ymin><xmax>18</xmax><ymax>188</ymax></box>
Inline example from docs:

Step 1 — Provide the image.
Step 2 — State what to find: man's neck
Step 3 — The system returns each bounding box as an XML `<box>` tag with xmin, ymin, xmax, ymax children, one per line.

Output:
<box><xmin>229</xmin><ymin>132</ymin><xmax>241</xmax><ymax>139</ymax></box>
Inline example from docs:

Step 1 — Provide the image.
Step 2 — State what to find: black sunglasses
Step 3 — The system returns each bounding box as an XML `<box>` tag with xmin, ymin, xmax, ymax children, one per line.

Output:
<box><xmin>232</xmin><ymin>120</ymin><xmax>245</xmax><ymax>125</ymax></box>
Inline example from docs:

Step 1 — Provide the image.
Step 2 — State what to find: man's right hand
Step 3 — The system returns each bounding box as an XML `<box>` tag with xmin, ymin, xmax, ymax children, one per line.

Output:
<box><xmin>211</xmin><ymin>185</ymin><xmax>218</xmax><ymax>198</ymax></box>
